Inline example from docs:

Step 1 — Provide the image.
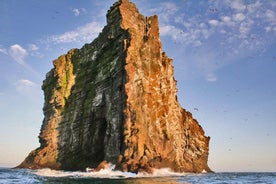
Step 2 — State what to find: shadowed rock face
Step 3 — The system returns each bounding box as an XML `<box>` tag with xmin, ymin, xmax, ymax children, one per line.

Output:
<box><xmin>18</xmin><ymin>0</ymin><xmax>211</xmax><ymax>173</ymax></box>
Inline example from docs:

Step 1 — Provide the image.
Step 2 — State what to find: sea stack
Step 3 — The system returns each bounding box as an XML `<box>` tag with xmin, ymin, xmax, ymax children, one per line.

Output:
<box><xmin>18</xmin><ymin>0</ymin><xmax>211</xmax><ymax>173</ymax></box>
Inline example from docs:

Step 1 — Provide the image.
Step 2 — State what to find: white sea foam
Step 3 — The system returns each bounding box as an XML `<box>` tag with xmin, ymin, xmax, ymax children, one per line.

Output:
<box><xmin>33</xmin><ymin>165</ymin><xmax>185</xmax><ymax>179</ymax></box>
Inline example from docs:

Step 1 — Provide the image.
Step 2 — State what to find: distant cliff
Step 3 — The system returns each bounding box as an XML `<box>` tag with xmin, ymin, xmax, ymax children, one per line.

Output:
<box><xmin>18</xmin><ymin>0</ymin><xmax>211</xmax><ymax>173</ymax></box>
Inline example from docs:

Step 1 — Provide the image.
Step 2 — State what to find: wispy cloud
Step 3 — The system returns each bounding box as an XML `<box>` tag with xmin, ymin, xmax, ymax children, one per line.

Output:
<box><xmin>47</xmin><ymin>21</ymin><xmax>103</xmax><ymax>44</ymax></box>
<box><xmin>151</xmin><ymin>2</ymin><xmax>179</xmax><ymax>22</ymax></box>
<box><xmin>6</xmin><ymin>44</ymin><xmax>40</xmax><ymax>76</ymax></box>
<box><xmin>9</xmin><ymin>44</ymin><xmax>28</xmax><ymax>65</ymax></box>
<box><xmin>229</xmin><ymin>0</ymin><xmax>246</xmax><ymax>11</ymax></box>
<box><xmin>15</xmin><ymin>79</ymin><xmax>37</xmax><ymax>94</ymax></box>
<box><xmin>160</xmin><ymin>25</ymin><xmax>181</xmax><ymax>39</ymax></box>
<box><xmin>207</xmin><ymin>73</ymin><xmax>217</xmax><ymax>82</ymax></box>
<box><xmin>28</xmin><ymin>44</ymin><xmax>43</xmax><ymax>58</ymax></box>
<box><xmin>71</xmin><ymin>8</ymin><xmax>86</xmax><ymax>16</ymax></box>
<box><xmin>28</xmin><ymin>44</ymin><xmax>39</xmax><ymax>51</ymax></box>
<box><xmin>0</xmin><ymin>46</ymin><xmax>8</xmax><ymax>55</ymax></box>
<box><xmin>72</xmin><ymin>8</ymin><xmax>80</xmax><ymax>16</ymax></box>
<box><xmin>18</xmin><ymin>79</ymin><xmax>36</xmax><ymax>87</ymax></box>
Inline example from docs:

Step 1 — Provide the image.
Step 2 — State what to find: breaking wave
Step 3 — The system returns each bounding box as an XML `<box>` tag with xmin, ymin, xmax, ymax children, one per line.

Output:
<box><xmin>33</xmin><ymin>164</ymin><xmax>185</xmax><ymax>179</ymax></box>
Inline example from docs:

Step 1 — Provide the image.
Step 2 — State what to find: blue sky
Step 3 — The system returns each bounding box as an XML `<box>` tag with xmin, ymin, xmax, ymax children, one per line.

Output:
<box><xmin>0</xmin><ymin>0</ymin><xmax>275</xmax><ymax>172</ymax></box>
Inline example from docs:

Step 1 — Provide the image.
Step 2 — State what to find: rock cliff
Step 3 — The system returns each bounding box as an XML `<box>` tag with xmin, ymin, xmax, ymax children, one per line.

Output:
<box><xmin>18</xmin><ymin>0</ymin><xmax>211</xmax><ymax>173</ymax></box>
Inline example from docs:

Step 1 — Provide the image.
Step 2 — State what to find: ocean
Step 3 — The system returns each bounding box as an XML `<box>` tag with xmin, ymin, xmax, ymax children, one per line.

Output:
<box><xmin>0</xmin><ymin>167</ymin><xmax>275</xmax><ymax>184</ymax></box>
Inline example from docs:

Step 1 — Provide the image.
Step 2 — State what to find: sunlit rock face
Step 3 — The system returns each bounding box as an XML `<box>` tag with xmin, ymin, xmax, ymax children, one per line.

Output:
<box><xmin>18</xmin><ymin>0</ymin><xmax>211</xmax><ymax>173</ymax></box>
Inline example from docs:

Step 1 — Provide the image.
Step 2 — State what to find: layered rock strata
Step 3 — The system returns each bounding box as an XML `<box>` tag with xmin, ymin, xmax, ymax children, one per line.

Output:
<box><xmin>18</xmin><ymin>0</ymin><xmax>211</xmax><ymax>173</ymax></box>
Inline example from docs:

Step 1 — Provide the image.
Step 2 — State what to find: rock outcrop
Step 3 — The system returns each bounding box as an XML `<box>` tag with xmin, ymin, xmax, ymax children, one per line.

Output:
<box><xmin>18</xmin><ymin>0</ymin><xmax>211</xmax><ymax>173</ymax></box>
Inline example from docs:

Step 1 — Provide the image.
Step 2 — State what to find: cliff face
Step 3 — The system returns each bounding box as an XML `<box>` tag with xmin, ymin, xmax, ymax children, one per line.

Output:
<box><xmin>18</xmin><ymin>0</ymin><xmax>211</xmax><ymax>173</ymax></box>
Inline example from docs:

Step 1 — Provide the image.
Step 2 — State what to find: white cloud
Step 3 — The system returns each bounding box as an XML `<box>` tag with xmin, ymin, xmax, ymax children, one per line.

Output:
<box><xmin>6</xmin><ymin>44</ymin><xmax>39</xmax><ymax>74</ymax></box>
<box><xmin>160</xmin><ymin>24</ymin><xmax>205</xmax><ymax>47</ymax></box>
<box><xmin>183</xmin><ymin>21</ymin><xmax>193</xmax><ymax>29</ymax></box>
<box><xmin>239</xmin><ymin>23</ymin><xmax>250</xmax><ymax>36</ymax></box>
<box><xmin>148</xmin><ymin>2</ymin><xmax>178</xmax><ymax>23</ymax></box>
<box><xmin>230</xmin><ymin>0</ymin><xmax>246</xmax><ymax>11</ymax></box>
<box><xmin>221</xmin><ymin>16</ymin><xmax>231</xmax><ymax>23</ymax></box>
<box><xmin>265</xmin><ymin>26</ymin><xmax>272</xmax><ymax>32</ymax></box>
<box><xmin>72</xmin><ymin>8</ymin><xmax>80</xmax><ymax>16</ymax></box>
<box><xmin>247</xmin><ymin>0</ymin><xmax>262</xmax><ymax>14</ymax></box>
<box><xmin>199</xmin><ymin>23</ymin><xmax>207</xmax><ymax>28</ymax></box>
<box><xmin>48</xmin><ymin>21</ymin><xmax>103</xmax><ymax>44</ymax></box>
<box><xmin>160</xmin><ymin>25</ymin><xmax>180</xmax><ymax>37</ymax></box>
<box><xmin>28</xmin><ymin>44</ymin><xmax>39</xmax><ymax>51</ymax></box>
<box><xmin>0</xmin><ymin>47</ymin><xmax>7</xmax><ymax>55</ymax></box>
<box><xmin>71</xmin><ymin>8</ymin><xmax>86</xmax><ymax>16</ymax></box>
<box><xmin>208</xmin><ymin>19</ymin><xmax>219</xmax><ymax>26</ymax></box>
<box><xmin>9</xmin><ymin>44</ymin><xmax>28</xmax><ymax>65</ymax></box>
<box><xmin>160</xmin><ymin>2</ymin><xmax>178</xmax><ymax>14</ymax></box>
<box><xmin>174</xmin><ymin>16</ymin><xmax>184</xmax><ymax>24</ymax></box>
<box><xmin>233</xmin><ymin>13</ymin><xmax>245</xmax><ymax>22</ymax></box>
<box><xmin>206</xmin><ymin>73</ymin><xmax>217</xmax><ymax>82</ymax></box>
<box><xmin>220</xmin><ymin>16</ymin><xmax>235</xmax><ymax>28</ymax></box>
<box><xmin>265</xmin><ymin>10</ymin><xmax>276</xmax><ymax>25</ymax></box>
<box><xmin>28</xmin><ymin>44</ymin><xmax>43</xmax><ymax>58</ymax></box>
<box><xmin>239</xmin><ymin>18</ymin><xmax>254</xmax><ymax>39</ymax></box>
<box><xmin>0</xmin><ymin>45</ymin><xmax>7</xmax><ymax>55</ymax></box>
<box><xmin>15</xmin><ymin>79</ymin><xmax>36</xmax><ymax>94</ymax></box>
<box><xmin>157</xmin><ymin>0</ymin><xmax>275</xmax><ymax>55</ymax></box>
<box><xmin>19</xmin><ymin>79</ymin><xmax>36</xmax><ymax>87</ymax></box>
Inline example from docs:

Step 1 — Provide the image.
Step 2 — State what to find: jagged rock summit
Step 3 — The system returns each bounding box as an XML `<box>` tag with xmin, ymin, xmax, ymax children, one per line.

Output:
<box><xmin>18</xmin><ymin>0</ymin><xmax>211</xmax><ymax>173</ymax></box>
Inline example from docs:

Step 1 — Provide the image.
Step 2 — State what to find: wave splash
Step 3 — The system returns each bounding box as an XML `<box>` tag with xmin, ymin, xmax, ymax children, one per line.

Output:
<box><xmin>33</xmin><ymin>164</ymin><xmax>185</xmax><ymax>179</ymax></box>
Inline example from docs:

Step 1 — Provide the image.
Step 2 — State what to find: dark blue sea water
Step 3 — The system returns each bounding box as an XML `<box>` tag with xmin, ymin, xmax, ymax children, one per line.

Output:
<box><xmin>0</xmin><ymin>167</ymin><xmax>275</xmax><ymax>184</ymax></box>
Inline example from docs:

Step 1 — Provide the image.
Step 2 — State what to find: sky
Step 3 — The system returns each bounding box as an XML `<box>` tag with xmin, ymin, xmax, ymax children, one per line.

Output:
<box><xmin>0</xmin><ymin>0</ymin><xmax>275</xmax><ymax>172</ymax></box>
